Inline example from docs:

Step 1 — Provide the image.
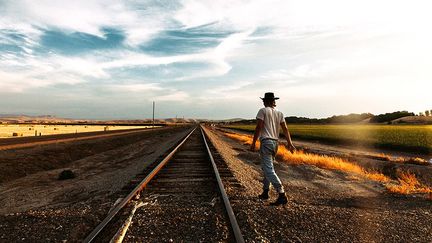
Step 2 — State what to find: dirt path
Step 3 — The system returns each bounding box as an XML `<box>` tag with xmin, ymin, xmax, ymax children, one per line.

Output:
<box><xmin>204</xmin><ymin>126</ymin><xmax>432</xmax><ymax>242</ymax></box>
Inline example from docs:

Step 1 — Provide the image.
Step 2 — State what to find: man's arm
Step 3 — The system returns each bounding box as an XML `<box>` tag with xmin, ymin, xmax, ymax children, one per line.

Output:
<box><xmin>281</xmin><ymin>122</ymin><xmax>296</xmax><ymax>152</ymax></box>
<box><xmin>250</xmin><ymin>119</ymin><xmax>264</xmax><ymax>151</ymax></box>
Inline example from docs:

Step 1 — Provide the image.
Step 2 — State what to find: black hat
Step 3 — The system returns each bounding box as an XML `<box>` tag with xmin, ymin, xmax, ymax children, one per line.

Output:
<box><xmin>260</xmin><ymin>92</ymin><xmax>279</xmax><ymax>100</ymax></box>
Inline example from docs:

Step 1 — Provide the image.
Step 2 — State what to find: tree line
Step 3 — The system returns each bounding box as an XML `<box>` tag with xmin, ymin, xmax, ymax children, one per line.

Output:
<box><xmin>228</xmin><ymin>110</ymin><xmax>430</xmax><ymax>125</ymax></box>
<box><xmin>419</xmin><ymin>110</ymin><xmax>432</xmax><ymax>116</ymax></box>
<box><xmin>285</xmin><ymin>111</ymin><xmax>417</xmax><ymax>124</ymax></box>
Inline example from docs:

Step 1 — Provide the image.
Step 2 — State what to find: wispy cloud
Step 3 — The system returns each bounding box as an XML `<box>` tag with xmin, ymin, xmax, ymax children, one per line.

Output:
<box><xmin>0</xmin><ymin>70</ymin><xmax>83</xmax><ymax>92</ymax></box>
<box><xmin>0</xmin><ymin>0</ymin><xmax>173</xmax><ymax>45</ymax></box>
<box><xmin>107</xmin><ymin>83</ymin><xmax>164</xmax><ymax>92</ymax></box>
<box><xmin>155</xmin><ymin>91</ymin><xmax>190</xmax><ymax>101</ymax></box>
<box><xmin>106</xmin><ymin>82</ymin><xmax>190</xmax><ymax>102</ymax></box>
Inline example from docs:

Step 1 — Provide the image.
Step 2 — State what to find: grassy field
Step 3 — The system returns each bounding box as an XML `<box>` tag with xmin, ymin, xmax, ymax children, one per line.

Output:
<box><xmin>225</xmin><ymin>124</ymin><xmax>432</xmax><ymax>154</ymax></box>
<box><xmin>0</xmin><ymin>124</ymin><xmax>154</xmax><ymax>138</ymax></box>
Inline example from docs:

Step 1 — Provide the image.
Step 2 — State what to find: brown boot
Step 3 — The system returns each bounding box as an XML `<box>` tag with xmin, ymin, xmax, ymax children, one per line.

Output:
<box><xmin>270</xmin><ymin>192</ymin><xmax>288</xmax><ymax>206</ymax></box>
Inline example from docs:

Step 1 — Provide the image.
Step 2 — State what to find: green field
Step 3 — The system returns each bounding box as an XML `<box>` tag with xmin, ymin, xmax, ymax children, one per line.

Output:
<box><xmin>225</xmin><ymin>124</ymin><xmax>432</xmax><ymax>154</ymax></box>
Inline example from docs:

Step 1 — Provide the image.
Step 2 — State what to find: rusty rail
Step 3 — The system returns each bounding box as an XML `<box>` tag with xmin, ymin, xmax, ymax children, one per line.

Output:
<box><xmin>83</xmin><ymin>127</ymin><xmax>196</xmax><ymax>243</ymax></box>
<box><xmin>201</xmin><ymin>126</ymin><xmax>245</xmax><ymax>243</ymax></box>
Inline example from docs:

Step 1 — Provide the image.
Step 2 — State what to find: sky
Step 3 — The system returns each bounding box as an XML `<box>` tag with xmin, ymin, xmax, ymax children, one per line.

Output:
<box><xmin>0</xmin><ymin>0</ymin><xmax>431</xmax><ymax>119</ymax></box>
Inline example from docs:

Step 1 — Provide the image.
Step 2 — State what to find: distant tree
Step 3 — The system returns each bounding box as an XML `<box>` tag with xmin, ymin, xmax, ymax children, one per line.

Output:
<box><xmin>426</xmin><ymin>110</ymin><xmax>430</xmax><ymax>116</ymax></box>
<box><xmin>369</xmin><ymin>111</ymin><xmax>415</xmax><ymax>123</ymax></box>
<box><xmin>284</xmin><ymin>113</ymin><xmax>374</xmax><ymax>124</ymax></box>
<box><xmin>285</xmin><ymin>116</ymin><xmax>324</xmax><ymax>124</ymax></box>
<box><xmin>326</xmin><ymin>113</ymin><xmax>374</xmax><ymax>123</ymax></box>
<box><xmin>419</xmin><ymin>112</ymin><xmax>425</xmax><ymax>116</ymax></box>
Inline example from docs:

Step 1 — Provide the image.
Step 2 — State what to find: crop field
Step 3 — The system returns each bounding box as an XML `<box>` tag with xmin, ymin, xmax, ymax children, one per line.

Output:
<box><xmin>226</xmin><ymin>124</ymin><xmax>432</xmax><ymax>154</ymax></box>
<box><xmin>0</xmin><ymin>124</ymin><xmax>154</xmax><ymax>138</ymax></box>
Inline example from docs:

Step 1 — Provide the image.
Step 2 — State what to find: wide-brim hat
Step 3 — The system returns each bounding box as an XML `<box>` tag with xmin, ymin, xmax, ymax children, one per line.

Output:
<box><xmin>260</xmin><ymin>92</ymin><xmax>279</xmax><ymax>100</ymax></box>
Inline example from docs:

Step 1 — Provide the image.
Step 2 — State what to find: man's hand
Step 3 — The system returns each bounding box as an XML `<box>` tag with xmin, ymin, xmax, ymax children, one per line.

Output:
<box><xmin>250</xmin><ymin>119</ymin><xmax>263</xmax><ymax>152</ymax></box>
<box><xmin>285</xmin><ymin>143</ymin><xmax>296</xmax><ymax>153</ymax></box>
<box><xmin>249</xmin><ymin>143</ymin><xmax>257</xmax><ymax>152</ymax></box>
<box><xmin>281</xmin><ymin>123</ymin><xmax>296</xmax><ymax>153</ymax></box>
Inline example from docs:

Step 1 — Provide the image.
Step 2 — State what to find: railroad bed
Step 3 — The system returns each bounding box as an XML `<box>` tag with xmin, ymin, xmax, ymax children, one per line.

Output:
<box><xmin>85</xmin><ymin>126</ymin><xmax>244</xmax><ymax>242</ymax></box>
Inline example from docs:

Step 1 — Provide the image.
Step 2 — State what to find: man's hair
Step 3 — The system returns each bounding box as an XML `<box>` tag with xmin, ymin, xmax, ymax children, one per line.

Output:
<box><xmin>263</xmin><ymin>99</ymin><xmax>276</xmax><ymax>107</ymax></box>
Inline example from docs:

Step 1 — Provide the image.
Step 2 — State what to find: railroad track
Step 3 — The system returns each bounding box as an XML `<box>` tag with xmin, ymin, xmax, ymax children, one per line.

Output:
<box><xmin>84</xmin><ymin>126</ymin><xmax>245</xmax><ymax>242</ymax></box>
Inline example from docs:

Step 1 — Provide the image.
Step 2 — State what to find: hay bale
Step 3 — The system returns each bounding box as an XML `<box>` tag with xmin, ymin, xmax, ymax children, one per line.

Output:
<box><xmin>12</xmin><ymin>132</ymin><xmax>23</xmax><ymax>137</ymax></box>
<box><xmin>58</xmin><ymin>170</ymin><xmax>76</xmax><ymax>180</ymax></box>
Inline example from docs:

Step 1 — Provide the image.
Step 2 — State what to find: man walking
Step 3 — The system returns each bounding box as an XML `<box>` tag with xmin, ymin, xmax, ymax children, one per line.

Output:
<box><xmin>250</xmin><ymin>92</ymin><xmax>296</xmax><ymax>206</ymax></box>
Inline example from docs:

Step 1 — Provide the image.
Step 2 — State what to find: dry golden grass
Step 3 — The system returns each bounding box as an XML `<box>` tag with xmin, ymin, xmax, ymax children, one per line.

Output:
<box><xmin>224</xmin><ymin>132</ymin><xmax>389</xmax><ymax>182</ymax></box>
<box><xmin>278</xmin><ymin>145</ymin><xmax>390</xmax><ymax>182</ymax></box>
<box><xmin>223</xmin><ymin>132</ymin><xmax>432</xmax><ymax>198</ymax></box>
<box><xmin>401</xmin><ymin>157</ymin><xmax>430</xmax><ymax>166</ymax></box>
<box><xmin>371</xmin><ymin>153</ymin><xmax>392</xmax><ymax>161</ymax></box>
<box><xmin>385</xmin><ymin>170</ymin><xmax>432</xmax><ymax>194</ymax></box>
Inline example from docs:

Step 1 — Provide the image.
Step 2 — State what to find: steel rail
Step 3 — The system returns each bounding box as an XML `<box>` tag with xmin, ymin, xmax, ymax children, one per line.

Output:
<box><xmin>83</xmin><ymin>127</ymin><xmax>197</xmax><ymax>243</ymax></box>
<box><xmin>200</xmin><ymin>126</ymin><xmax>245</xmax><ymax>243</ymax></box>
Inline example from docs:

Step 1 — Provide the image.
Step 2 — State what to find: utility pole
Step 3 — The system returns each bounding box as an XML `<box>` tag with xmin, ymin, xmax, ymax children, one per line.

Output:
<box><xmin>152</xmin><ymin>101</ymin><xmax>155</xmax><ymax>128</ymax></box>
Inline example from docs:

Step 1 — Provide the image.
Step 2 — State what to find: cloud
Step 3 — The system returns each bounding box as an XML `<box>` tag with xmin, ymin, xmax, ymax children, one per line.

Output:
<box><xmin>0</xmin><ymin>0</ymin><xmax>174</xmax><ymax>45</ymax></box>
<box><xmin>108</xmin><ymin>83</ymin><xmax>163</xmax><ymax>92</ymax></box>
<box><xmin>206</xmin><ymin>81</ymin><xmax>254</xmax><ymax>98</ymax></box>
<box><xmin>0</xmin><ymin>0</ymin><xmax>320</xmax><ymax>94</ymax></box>
<box><xmin>0</xmin><ymin>26</ymin><xmax>252</xmax><ymax>92</ymax></box>
<box><xmin>0</xmin><ymin>51</ymin><xmax>104</xmax><ymax>92</ymax></box>
<box><xmin>154</xmin><ymin>91</ymin><xmax>190</xmax><ymax>101</ymax></box>
<box><xmin>139</xmin><ymin>28</ymin><xmax>229</xmax><ymax>56</ymax></box>
<box><xmin>174</xmin><ymin>0</ymin><xmax>281</xmax><ymax>31</ymax></box>
<box><xmin>0</xmin><ymin>70</ymin><xmax>82</xmax><ymax>92</ymax></box>
<box><xmin>99</xmin><ymin>29</ymin><xmax>252</xmax><ymax>80</ymax></box>
<box><xmin>105</xmin><ymin>82</ymin><xmax>189</xmax><ymax>102</ymax></box>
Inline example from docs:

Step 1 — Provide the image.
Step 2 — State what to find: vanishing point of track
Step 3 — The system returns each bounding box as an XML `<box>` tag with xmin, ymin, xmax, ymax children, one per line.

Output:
<box><xmin>84</xmin><ymin>125</ymin><xmax>245</xmax><ymax>242</ymax></box>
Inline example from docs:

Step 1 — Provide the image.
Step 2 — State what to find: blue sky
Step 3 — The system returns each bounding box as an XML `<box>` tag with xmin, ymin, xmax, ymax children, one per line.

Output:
<box><xmin>0</xmin><ymin>0</ymin><xmax>431</xmax><ymax>119</ymax></box>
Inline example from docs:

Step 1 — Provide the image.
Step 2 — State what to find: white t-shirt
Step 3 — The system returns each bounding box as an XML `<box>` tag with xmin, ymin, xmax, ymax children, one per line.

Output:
<box><xmin>256</xmin><ymin>107</ymin><xmax>285</xmax><ymax>140</ymax></box>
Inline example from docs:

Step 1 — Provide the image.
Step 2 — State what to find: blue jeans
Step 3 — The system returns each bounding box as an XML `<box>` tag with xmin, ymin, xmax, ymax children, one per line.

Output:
<box><xmin>260</xmin><ymin>139</ymin><xmax>284</xmax><ymax>193</ymax></box>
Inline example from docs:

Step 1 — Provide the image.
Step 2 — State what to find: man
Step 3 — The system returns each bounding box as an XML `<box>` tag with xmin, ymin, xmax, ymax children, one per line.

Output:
<box><xmin>250</xmin><ymin>92</ymin><xmax>296</xmax><ymax>206</ymax></box>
